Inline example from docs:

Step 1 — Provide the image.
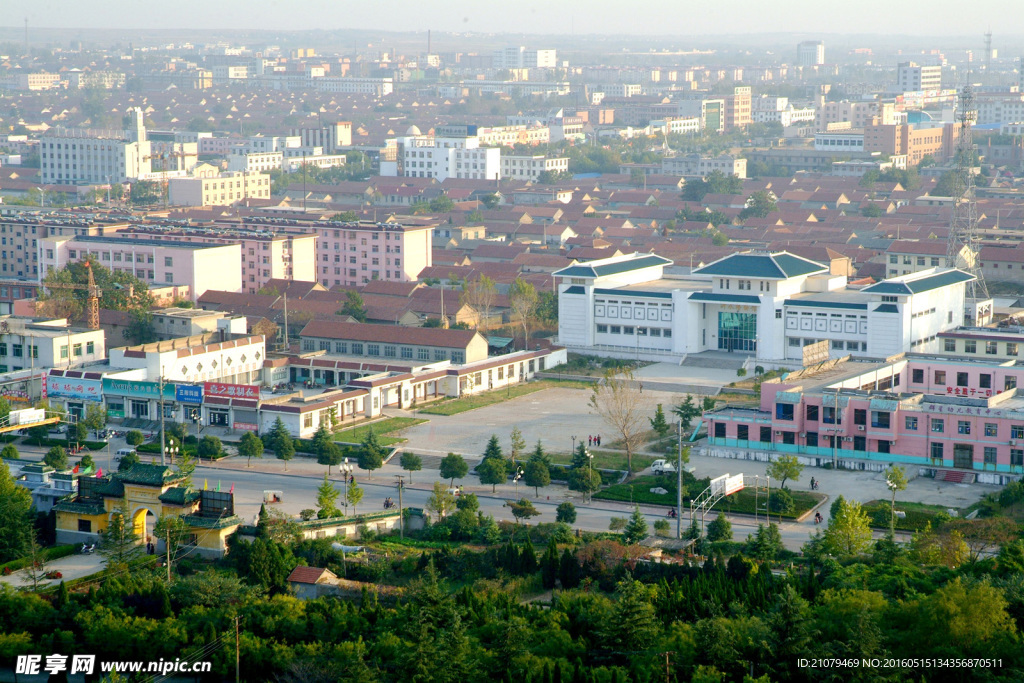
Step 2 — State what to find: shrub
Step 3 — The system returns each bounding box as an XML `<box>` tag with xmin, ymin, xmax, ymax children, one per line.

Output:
<box><xmin>653</xmin><ymin>519</ymin><xmax>671</xmax><ymax>537</ymax></box>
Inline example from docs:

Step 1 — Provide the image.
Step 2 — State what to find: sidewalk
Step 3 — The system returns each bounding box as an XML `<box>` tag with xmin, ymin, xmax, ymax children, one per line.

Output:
<box><xmin>0</xmin><ymin>553</ymin><xmax>108</xmax><ymax>590</ymax></box>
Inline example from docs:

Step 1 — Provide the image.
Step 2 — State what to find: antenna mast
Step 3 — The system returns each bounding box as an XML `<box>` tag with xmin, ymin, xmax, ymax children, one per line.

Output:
<box><xmin>946</xmin><ymin>81</ymin><xmax>989</xmax><ymax>322</ymax></box>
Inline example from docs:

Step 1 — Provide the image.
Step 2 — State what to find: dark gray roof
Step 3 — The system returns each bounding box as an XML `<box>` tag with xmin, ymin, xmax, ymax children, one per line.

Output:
<box><xmin>694</xmin><ymin>251</ymin><xmax>827</xmax><ymax>279</ymax></box>
<box><xmin>688</xmin><ymin>292</ymin><xmax>762</xmax><ymax>305</ymax></box>
<box><xmin>563</xmin><ymin>285</ymin><xmax>586</xmax><ymax>295</ymax></box>
<box><xmin>553</xmin><ymin>254</ymin><xmax>672</xmax><ymax>278</ymax></box>
<box><xmin>862</xmin><ymin>269</ymin><xmax>974</xmax><ymax>296</ymax></box>
<box><xmin>785</xmin><ymin>299</ymin><xmax>867</xmax><ymax>311</ymax></box>
<box><xmin>874</xmin><ymin>303</ymin><xmax>900</xmax><ymax>313</ymax></box>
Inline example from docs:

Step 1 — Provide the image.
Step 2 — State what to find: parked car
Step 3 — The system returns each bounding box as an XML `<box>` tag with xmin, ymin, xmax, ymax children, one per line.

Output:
<box><xmin>650</xmin><ymin>459</ymin><xmax>678</xmax><ymax>475</ymax></box>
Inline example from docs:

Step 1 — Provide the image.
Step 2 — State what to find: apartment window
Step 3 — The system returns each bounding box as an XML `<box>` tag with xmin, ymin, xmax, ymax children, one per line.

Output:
<box><xmin>935</xmin><ymin>370</ymin><xmax>946</xmax><ymax>384</ymax></box>
<box><xmin>334</xmin><ymin>342</ymin><xmax>348</xmax><ymax>354</ymax></box>
<box><xmin>434</xmin><ymin>350</ymin><xmax>446</xmax><ymax>361</ymax></box>
<box><xmin>1012</xmin><ymin>449</ymin><xmax>1024</xmax><ymax>467</ymax></box>
<box><xmin>980</xmin><ymin>374</ymin><xmax>992</xmax><ymax>389</ymax></box>
<box><xmin>984</xmin><ymin>447</ymin><xmax>997</xmax><ymax>465</ymax></box>
<box><xmin>805</xmin><ymin>405</ymin><xmax>819</xmax><ymax>421</ymax></box>
<box><xmin>596</xmin><ymin>324</ymin><xmax>608</xmax><ymax>333</ymax></box>
<box><xmin>452</xmin><ymin>351</ymin><xmax>465</xmax><ymax>364</ymax></box>
<box><xmin>775</xmin><ymin>403</ymin><xmax>794</xmax><ymax>421</ymax></box>
<box><xmin>610</xmin><ymin>326</ymin><xmax>621</xmax><ymax>334</ymax></box>
<box><xmin>86</xmin><ymin>341</ymin><xmax>94</xmax><ymax>354</ymax></box>
<box><xmin>944</xmin><ymin>339</ymin><xmax>956</xmax><ymax>352</ymax></box>
<box><xmin>384</xmin><ymin>345</ymin><xmax>396</xmax><ymax>358</ymax></box>
<box><xmin>931</xmin><ymin>418</ymin><xmax>944</xmax><ymax>433</ymax></box>
<box><xmin>985</xmin><ymin>423</ymin><xmax>998</xmax><ymax>437</ymax></box>
<box><xmin>351</xmin><ymin>343</ymin><xmax>363</xmax><ymax>355</ymax></box>
<box><xmin>957</xmin><ymin>420</ymin><xmax>971</xmax><ymax>435</ymax></box>
<box><xmin>1013</xmin><ymin>425</ymin><xmax>1024</xmax><ymax>440</ymax></box>
<box><xmin>889</xmin><ymin>255</ymin><xmax>898</xmax><ymax>264</ymax></box>
<box><xmin>956</xmin><ymin>372</ymin><xmax>968</xmax><ymax>387</ymax></box>
<box><xmin>11</xmin><ymin>344</ymin><xmax>22</xmax><ymax>358</ymax></box>
<box><xmin>905</xmin><ymin>416</ymin><xmax>918</xmax><ymax>430</ymax></box>
<box><xmin>965</xmin><ymin>340</ymin><xmax>977</xmax><ymax>354</ymax></box>
<box><xmin>164</xmin><ymin>256</ymin><xmax>173</xmax><ymax>267</ymax></box>
<box><xmin>401</xmin><ymin>347</ymin><xmax>413</xmax><ymax>359</ymax></box>
<box><xmin>984</xmin><ymin>341</ymin><xmax>999</xmax><ymax>355</ymax></box>
<box><xmin>912</xmin><ymin>369</ymin><xmax>924</xmax><ymax>383</ymax></box>
<box><xmin>931</xmin><ymin>442</ymin><xmax>944</xmax><ymax>460</ymax></box>
<box><xmin>418</xmin><ymin>348</ymin><xmax>429</xmax><ymax>361</ymax></box>
<box><xmin>1007</xmin><ymin>376</ymin><xmax>1018</xmax><ymax>391</ymax></box>
<box><xmin>367</xmin><ymin>344</ymin><xmax>380</xmax><ymax>356</ymax></box>
<box><xmin>59</xmin><ymin>345</ymin><xmax>68</xmax><ymax>359</ymax></box>
<box><xmin>878</xmin><ymin>439</ymin><xmax>891</xmax><ymax>454</ymax></box>
<box><xmin>853</xmin><ymin>409</ymin><xmax>867</xmax><ymax>426</ymax></box>
<box><xmin>1009</xmin><ymin>343</ymin><xmax>1019</xmax><ymax>357</ymax></box>
<box><xmin>822</xmin><ymin>406</ymin><xmax>840</xmax><ymax>424</ymax></box>
<box><xmin>871</xmin><ymin>411</ymin><xmax>890</xmax><ymax>429</ymax></box>
<box><xmin>303</xmin><ymin>413</ymin><xmax>313</xmax><ymax>428</ymax></box>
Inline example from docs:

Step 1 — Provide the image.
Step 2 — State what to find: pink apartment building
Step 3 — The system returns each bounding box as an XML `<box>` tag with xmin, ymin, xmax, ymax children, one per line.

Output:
<box><xmin>112</xmin><ymin>227</ymin><xmax>317</xmax><ymax>293</ymax></box>
<box><xmin>703</xmin><ymin>354</ymin><xmax>1024</xmax><ymax>483</ymax></box>
<box><xmin>38</xmin><ymin>235</ymin><xmax>242</xmax><ymax>301</ymax></box>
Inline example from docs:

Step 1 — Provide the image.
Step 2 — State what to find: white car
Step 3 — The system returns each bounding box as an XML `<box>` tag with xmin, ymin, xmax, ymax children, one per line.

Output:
<box><xmin>651</xmin><ymin>459</ymin><xmax>678</xmax><ymax>475</ymax></box>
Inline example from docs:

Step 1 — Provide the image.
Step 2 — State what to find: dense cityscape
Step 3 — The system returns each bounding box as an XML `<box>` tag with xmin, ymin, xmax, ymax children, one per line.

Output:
<box><xmin>1</xmin><ymin>5</ymin><xmax>1024</xmax><ymax>681</ymax></box>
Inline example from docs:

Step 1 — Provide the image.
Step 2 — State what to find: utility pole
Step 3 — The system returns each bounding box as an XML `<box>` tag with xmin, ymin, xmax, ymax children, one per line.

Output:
<box><xmin>676</xmin><ymin>420</ymin><xmax>683</xmax><ymax>539</ymax></box>
<box><xmin>662</xmin><ymin>651</ymin><xmax>674</xmax><ymax>683</ymax></box>
<box><xmin>282</xmin><ymin>294</ymin><xmax>289</xmax><ymax>351</ymax></box>
<box><xmin>166</xmin><ymin>525</ymin><xmax>171</xmax><ymax>583</ymax></box>
<box><xmin>159</xmin><ymin>367</ymin><xmax>166</xmax><ymax>466</ymax></box>
<box><xmin>395</xmin><ymin>475</ymin><xmax>405</xmax><ymax>539</ymax></box>
<box><xmin>234</xmin><ymin>616</ymin><xmax>240</xmax><ymax>683</ymax></box>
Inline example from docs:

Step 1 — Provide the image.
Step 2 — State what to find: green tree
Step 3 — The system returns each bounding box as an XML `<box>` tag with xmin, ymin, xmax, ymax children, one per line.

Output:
<box><xmin>649</xmin><ymin>403</ymin><xmax>670</xmax><ymax>438</ymax></box>
<box><xmin>508</xmin><ymin>277</ymin><xmax>539</xmax><ymax>341</ymax></box>
<box><xmin>622</xmin><ymin>505</ymin><xmax>649</xmax><ymax>544</ymax></box>
<box><xmin>400</xmin><ymin>451</ymin><xmax>423</xmax><ymax>483</ymax></box>
<box><xmin>266</xmin><ymin>417</ymin><xmax>291</xmax><ymax>452</ymax></box>
<box><xmin>275</xmin><ymin>430</ymin><xmax>295</xmax><ymax>470</ymax></box>
<box><xmin>483</xmin><ymin>434</ymin><xmax>503</xmax><ymax>461</ymax></box>
<box><xmin>81</xmin><ymin>403</ymin><xmax>107</xmax><ymax>432</ymax></box>
<box><xmin>427</xmin><ymin>481</ymin><xmax>456</xmax><ymax>519</ymax></box>
<box><xmin>339</xmin><ymin>290</ymin><xmax>368</xmax><ymax>322</ymax></box>
<box><xmin>316</xmin><ymin>475</ymin><xmax>341</xmax><ymax>519</ymax></box>
<box><xmin>118</xmin><ymin>451</ymin><xmax>141</xmax><ymax>471</ymax></box>
<box><xmin>99</xmin><ymin>498</ymin><xmax>143</xmax><ymax>569</ymax></box>
<box><xmin>681</xmin><ymin>170</ymin><xmax>742</xmax><ymax>201</ymax></box>
<box><xmin>39</xmin><ymin>259</ymin><xmax>153</xmax><ymax>322</ymax></box>
<box><xmin>601</xmin><ymin>578</ymin><xmax>659</xmax><ymax>653</ymax></box>
<box><xmin>523</xmin><ymin>459</ymin><xmax>551</xmax><ymax>496</ymax></box>
<box><xmin>153</xmin><ymin>514</ymin><xmax>189</xmax><ymax>575</ymax></box>
<box><xmin>766</xmin><ymin>454</ymin><xmax>803</xmax><ymax>490</ymax></box>
<box><xmin>884</xmin><ymin>464</ymin><xmax>908</xmax><ymax>536</ymax></box>
<box><xmin>0</xmin><ymin>459</ymin><xmax>34</xmax><ymax>562</ymax></box>
<box><xmin>477</xmin><ymin>457</ymin><xmax>507</xmax><ymax>493</ymax></box>
<box><xmin>125</xmin><ymin>429</ymin><xmax>145</xmax><ymax>446</ymax></box>
<box><xmin>197</xmin><ymin>435</ymin><xmax>222</xmax><ymax>459</ymax></box>
<box><xmin>237</xmin><ymin>431</ymin><xmax>264</xmax><ymax>467</ymax></box>
<box><xmin>0</xmin><ymin>444</ymin><xmax>19</xmax><ymax>460</ymax></box>
<box><xmin>461</xmin><ymin>275</ymin><xmax>497</xmax><ymax>329</ymax></box>
<box><xmin>440</xmin><ymin>452</ymin><xmax>469</xmax><ymax>488</ymax></box>
<box><xmin>358</xmin><ymin>428</ymin><xmax>385</xmax><ymax>479</ymax></box>
<box><xmin>750</xmin><ymin>522</ymin><xmax>784</xmax><ymax>561</ymax></box>
<box><xmin>347</xmin><ymin>478</ymin><xmax>363</xmax><ymax>516</ymax></box>
<box><xmin>556</xmin><ymin>501</ymin><xmax>577</xmax><ymax>524</ymax></box>
<box><xmin>706</xmin><ymin>511</ymin><xmax>733</xmax><ymax>542</ymax></box>
<box><xmin>672</xmin><ymin>394</ymin><xmax>702</xmax><ymax>430</ymax></box>
<box><xmin>823</xmin><ymin>497</ymin><xmax>873</xmax><ymax>556</ymax></box>
<box><xmin>78</xmin><ymin>453</ymin><xmax>95</xmax><ymax>471</ymax></box>
<box><xmin>509</xmin><ymin>426</ymin><xmax>527</xmax><ymax>463</ymax></box>
<box><xmin>861</xmin><ymin>203</ymin><xmax>884</xmax><ymax>218</ymax></box>
<box><xmin>609</xmin><ymin>517</ymin><xmax>627</xmax><ymax>532</ymax></box>
<box><xmin>311</xmin><ymin>421</ymin><xmax>332</xmax><ymax>457</ymax></box>
<box><xmin>43</xmin><ymin>446</ymin><xmax>69</xmax><ymax>471</ymax></box>
<box><xmin>508</xmin><ymin>498</ymin><xmax>540</xmax><ymax>525</ymax></box>
<box><xmin>932</xmin><ymin>170</ymin><xmax>958</xmax><ymax>197</ymax></box>
<box><xmin>318</xmin><ymin>442</ymin><xmax>344</xmax><ymax>476</ymax></box>
<box><xmin>738</xmin><ymin>190</ymin><xmax>777</xmax><ymax>219</ymax></box>
<box><xmin>125</xmin><ymin>309</ymin><xmax>156</xmax><ymax>344</ymax></box>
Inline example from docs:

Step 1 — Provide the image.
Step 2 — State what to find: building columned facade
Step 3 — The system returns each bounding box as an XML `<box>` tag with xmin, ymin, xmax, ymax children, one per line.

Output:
<box><xmin>555</xmin><ymin>251</ymin><xmax>973</xmax><ymax>363</ymax></box>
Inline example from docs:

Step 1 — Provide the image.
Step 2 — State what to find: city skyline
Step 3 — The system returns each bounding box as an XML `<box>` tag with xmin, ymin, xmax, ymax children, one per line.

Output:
<box><xmin>2</xmin><ymin>0</ymin><xmax>1024</xmax><ymax>37</ymax></box>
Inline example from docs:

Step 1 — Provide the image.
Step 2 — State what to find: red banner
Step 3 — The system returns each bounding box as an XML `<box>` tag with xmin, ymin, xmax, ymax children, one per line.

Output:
<box><xmin>203</xmin><ymin>382</ymin><xmax>259</xmax><ymax>399</ymax></box>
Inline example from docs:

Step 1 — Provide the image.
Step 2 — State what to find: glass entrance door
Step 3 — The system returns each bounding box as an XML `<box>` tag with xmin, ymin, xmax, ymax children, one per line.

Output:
<box><xmin>717</xmin><ymin>311</ymin><xmax>757</xmax><ymax>352</ymax></box>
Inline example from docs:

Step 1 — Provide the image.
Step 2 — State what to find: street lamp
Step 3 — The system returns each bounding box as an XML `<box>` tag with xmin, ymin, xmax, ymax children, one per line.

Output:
<box><xmin>164</xmin><ymin>443</ymin><xmax>179</xmax><ymax>465</ymax></box>
<box><xmin>571</xmin><ymin>435</ymin><xmax>577</xmax><ymax>456</ymax></box>
<box><xmin>513</xmin><ymin>466</ymin><xmax>524</xmax><ymax>496</ymax></box>
<box><xmin>340</xmin><ymin>457</ymin><xmax>355</xmax><ymax>513</ymax></box>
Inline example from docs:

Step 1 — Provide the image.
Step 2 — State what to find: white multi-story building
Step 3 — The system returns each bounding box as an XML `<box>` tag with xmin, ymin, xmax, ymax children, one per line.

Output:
<box><xmin>67</xmin><ymin>70</ymin><xmax>126</xmax><ymax>89</ymax></box>
<box><xmin>39</xmin><ymin>108</ymin><xmax>152</xmax><ymax>184</ymax></box>
<box><xmin>288</xmin><ymin>122</ymin><xmax>352</xmax><ymax>153</ymax></box>
<box><xmin>315</xmin><ymin>77</ymin><xmax>394</xmax><ymax>96</ymax></box>
<box><xmin>797</xmin><ymin>41</ymin><xmax>825</xmax><ymax>67</ymax></box>
<box><xmin>493</xmin><ymin>46</ymin><xmax>557</xmax><ymax>69</ymax></box>
<box><xmin>500</xmin><ymin>155</ymin><xmax>569</xmax><ymax>181</ymax></box>
<box><xmin>554</xmin><ymin>251</ymin><xmax>973</xmax><ymax>364</ymax></box>
<box><xmin>227</xmin><ymin>150</ymin><xmax>284</xmax><ymax>173</ymax></box>
<box><xmin>814</xmin><ymin>130</ymin><xmax>865</xmax><ymax>151</ymax></box>
<box><xmin>661</xmin><ymin>154</ymin><xmax>747</xmax><ymax>179</ymax></box>
<box><xmin>897</xmin><ymin>62</ymin><xmax>942</xmax><ymax>92</ymax></box>
<box><xmin>384</xmin><ymin>135</ymin><xmax>500</xmax><ymax>181</ymax></box>
<box><xmin>976</xmin><ymin>96</ymin><xmax>1024</xmax><ymax>125</ymax></box>
<box><xmin>0</xmin><ymin>317</ymin><xmax>105</xmax><ymax>375</ymax></box>
<box><xmin>167</xmin><ymin>171</ymin><xmax>271</xmax><ymax>206</ymax></box>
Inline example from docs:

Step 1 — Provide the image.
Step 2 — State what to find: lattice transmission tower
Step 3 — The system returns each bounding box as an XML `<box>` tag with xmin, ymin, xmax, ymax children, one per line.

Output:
<box><xmin>946</xmin><ymin>83</ymin><xmax>989</xmax><ymax>306</ymax></box>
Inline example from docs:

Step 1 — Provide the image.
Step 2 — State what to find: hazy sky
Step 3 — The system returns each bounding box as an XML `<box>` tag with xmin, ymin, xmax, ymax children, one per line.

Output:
<box><xmin>2</xmin><ymin>0</ymin><xmax>1023</xmax><ymax>36</ymax></box>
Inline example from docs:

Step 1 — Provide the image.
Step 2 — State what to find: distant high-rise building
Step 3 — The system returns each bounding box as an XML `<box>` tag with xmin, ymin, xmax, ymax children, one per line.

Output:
<box><xmin>40</xmin><ymin>107</ymin><xmax>152</xmax><ymax>184</ymax></box>
<box><xmin>797</xmin><ymin>41</ymin><xmax>825</xmax><ymax>67</ymax></box>
<box><xmin>897</xmin><ymin>62</ymin><xmax>942</xmax><ymax>92</ymax></box>
<box><xmin>492</xmin><ymin>46</ymin><xmax>557</xmax><ymax>70</ymax></box>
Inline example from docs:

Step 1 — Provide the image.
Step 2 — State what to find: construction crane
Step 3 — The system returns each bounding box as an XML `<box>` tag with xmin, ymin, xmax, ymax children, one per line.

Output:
<box><xmin>43</xmin><ymin>261</ymin><xmax>102</xmax><ymax>330</ymax></box>
<box><xmin>142</xmin><ymin>146</ymin><xmax>193</xmax><ymax>209</ymax></box>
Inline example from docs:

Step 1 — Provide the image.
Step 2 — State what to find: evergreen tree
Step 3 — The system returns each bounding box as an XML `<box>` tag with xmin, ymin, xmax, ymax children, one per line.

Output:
<box><xmin>347</xmin><ymin>478</ymin><xmax>364</xmax><ymax>516</ymax></box>
<box><xmin>273</xmin><ymin>427</ymin><xmax>295</xmax><ymax>470</ymax></box>
<box><xmin>358</xmin><ymin>428</ymin><xmax>384</xmax><ymax>479</ymax></box>
<box><xmin>316</xmin><ymin>475</ymin><xmax>341</xmax><ymax>519</ymax></box>
<box><xmin>523</xmin><ymin>458</ymin><xmax>551</xmax><ymax>496</ymax></box>
<box><xmin>317</xmin><ymin>441</ymin><xmax>344</xmax><ymax>476</ymax></box>
<box><xmin>541</xmin><ymin>537</ymin><xmax>559</xmax><ymax>588</ymax></box>
<box><xmin>483</xmin><ymin>434</ymin><xmax>504</xmax><ymax>461</ymax></box>
<box><xmin>649</xmin><ymin>403</ymin><xmax>670</xmax><ymax>438</ymax></box>
<box><xmin>706</xmin><ymin>511</ymin><xmax>733</xmax><ymax>542</ymax></box>
<box><xmin>0</xmin><ymin>459</ymin><xmax>33</xmax><ymax>563</ymax></box>
<box><xmin>559</xmin><ymin>548</ymin><xmax>580</xmax><ymax>588</ymax></box>
<box><xmin>267</xmin><ymin>417</ymin><xmax>291</xmax><ymax>453</ymax></box>
<box><xmin>672</xmin><ymin>394</ymin><xmax>701</xmax><ymax>430</ymax></box>
<box><xmin>622</xmin><ymin>506</ymin><xmax>649</xmax><ymax>544</ymax></box>
<box><xmin>520</xmin><ymin>534</ymin><xmax>539</xmax><ymax>573</ymax></box>
<box><xmin>509</xmin><ymin>426</ymin><xmax>527</xmax><ymax>462</ymax></box>
<box><xmin>43</xmin><ymin>446</ymin><xmax>69</xmax><ymax>471</ymax></box>
<box><xmin>99</xmin><ymin>498</ymin><xmax>143</xmax><ymax>569</ymax></box>
<box><xmin>311</xmin><ymin>422</ymin><xmax>332</xmax><ymax>458</ymax></box>
<box><xmin>477</xmin><ymin>457</ymin><xmax>508</xmax><ymax>492</ymax></box>
<box><xmin>751</xmin><ymin>522</ymin><xmax>784</xmax><ymax>561</ymax></box>
<box><xmin>556</xmin><ymin>501</ymin><xmax>577</xmax><ymax>525</ymax></box>
<box><xmin>400</xmin><ymin>451</ymin><xmax>423</xmax><ymax>482</ymax></box>
<box><xmin>238</xmin><ymin>431</ymin><xmax>264</xmax><ymax>467</ymax></box>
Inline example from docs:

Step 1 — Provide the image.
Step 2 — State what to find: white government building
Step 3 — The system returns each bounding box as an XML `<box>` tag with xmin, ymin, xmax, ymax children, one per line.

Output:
<box><xmin>554</xmin><ymin>251</ymin><xmax>975</xmax><ymax>365</ymax></box>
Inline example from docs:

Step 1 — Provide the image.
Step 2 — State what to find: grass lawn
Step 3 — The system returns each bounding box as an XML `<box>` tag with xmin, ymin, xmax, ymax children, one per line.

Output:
<box><xmin>332</xmin><ymin>417</ymin><xmax>427</xmax><ymax>445</ymax></box>
<box><xmin>417</xmin><ymin>380</ymin><xmax>590</xmax><ymax>416</ymax></box>
<box><xmin>548</xmin><ymin>449</ymin><xmax>658</xmax><ymax>473</ymax></box>
<box><xmin>861</xmin><ymin>499</ymin><xmax>955</xmax><ymax>532</ymax></box>
<box><xmin>717</xmin><ymin>489</ymin><xmax>822</xmax><ymax>520</ymax></box>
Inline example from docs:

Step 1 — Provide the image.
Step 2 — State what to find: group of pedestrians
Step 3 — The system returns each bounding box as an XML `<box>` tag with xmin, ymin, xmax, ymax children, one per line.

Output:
<box><xmin>587</xmin><ymin>435</ymin><xmax>602</xmax><ymax>447</ymax></box>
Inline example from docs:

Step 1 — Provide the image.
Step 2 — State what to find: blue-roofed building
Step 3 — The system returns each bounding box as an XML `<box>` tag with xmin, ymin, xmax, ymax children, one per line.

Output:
<box><xmin>553</xmin><ymin>250</ymin><xmax>976</xmax><ymax>366</ymax></box>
